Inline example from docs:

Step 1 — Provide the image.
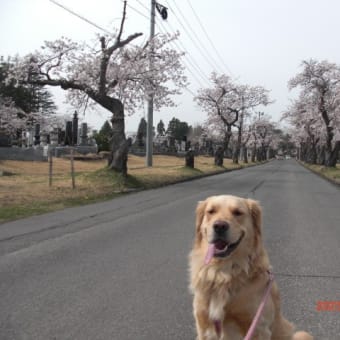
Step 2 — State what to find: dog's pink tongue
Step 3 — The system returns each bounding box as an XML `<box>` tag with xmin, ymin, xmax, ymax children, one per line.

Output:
<box><xmin>204</xmin><ymin>244</ymin><xmax>215</xmax><ymax>264</ymax></box>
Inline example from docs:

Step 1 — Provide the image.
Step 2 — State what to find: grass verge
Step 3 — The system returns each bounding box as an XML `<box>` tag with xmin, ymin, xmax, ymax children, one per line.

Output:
<box><xmin>301</xmin><ymin>162</ymin><xmax>340</xmax><ymax>186</ymax></box>
<box><xmin>0</xmin><ymin>155</ymin><xmax>257</xmax><ymax>223</ymax></box>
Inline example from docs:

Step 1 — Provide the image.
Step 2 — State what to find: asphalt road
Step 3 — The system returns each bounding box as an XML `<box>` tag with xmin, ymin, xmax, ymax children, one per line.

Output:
<box><xmin>0</xmin><ymin>160</ymin><xmax>339</xmax><ymax>340</ymax></box>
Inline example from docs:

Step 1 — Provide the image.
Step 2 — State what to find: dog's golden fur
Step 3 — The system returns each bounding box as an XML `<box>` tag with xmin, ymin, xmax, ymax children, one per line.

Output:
<box><xmin>189</xmin><ymin>195</ymin><xmax>313</xmax><ymax>340</ymax></box>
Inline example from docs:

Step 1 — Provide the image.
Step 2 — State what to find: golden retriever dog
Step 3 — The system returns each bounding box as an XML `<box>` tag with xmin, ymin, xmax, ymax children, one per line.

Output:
<box><xmin>189</xmin><ymin>195</ymin><xmax>313</xmax><ymax>340</ymax></box>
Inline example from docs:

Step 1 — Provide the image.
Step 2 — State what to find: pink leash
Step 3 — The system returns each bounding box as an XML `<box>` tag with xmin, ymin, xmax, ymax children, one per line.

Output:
<box><xmin>243</xmin><ymin>270</ymin><xmax>274</xmax><ymax>340</ymax></box>
<box><xmin>205</xmin><ymin>247</ymin><xmax>275</xmax><ymax>339</ymax></box>
<box><xmin>207</xmin><ymin>262</ymin><xmax>274</xmax><ymax>339</ymax></box>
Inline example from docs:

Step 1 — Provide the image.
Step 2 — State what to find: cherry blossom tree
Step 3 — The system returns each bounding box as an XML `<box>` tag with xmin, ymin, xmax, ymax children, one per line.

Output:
<box><xmin>6</xmin><ymin>2</ymin><xmax>187</xmax><ymax>176</ymax></box>
<box><xmin>195</xmin><ymin>73</ymin><xmax>238</xmax><ymax>159</ymax></box>
<box><xmin>195</xmin><ymin>73</ymin><xmax>271</xmax><ymax>163</ymax></box>
<box><xmin>288</xmin><ymin>59</ymin><xmax>340</xmax><ymax>167</ymax></box>
<box><xmin>1</xmin><ymin>58</ymin><xmax>57</xmax><ymax>141</ymax></box>
<box><xmin>0</xmin><ymin>96</ymin><xmax>25</xmax><ymax>135</ymax></box>
<box><xmin>202</xmin><ymin>117</ymin><xmax>225</xmax><ymax>144</ymax></box>
<box><xmin>247</xmin><ymin>114</ymin><xmax>276</xmax><ymax>161</ymax></box>
<box><xmin>283</xmin><ymin>93</ymin><xmax>325</xmax><ymax>163</ymax></box>
<box><xmin>0</xmin><ymin>95</ymin><xmax>64</xmax><ymax>149</ymax></box>
<box><xmin>239</xmin><ymin>123</ymin><xmax>252</xmax><ymax>163</ymax></box>
<box><xmin>231</xmin><ymin>85</ymin><xmax>271</xmax><ymax>163</ymax></box>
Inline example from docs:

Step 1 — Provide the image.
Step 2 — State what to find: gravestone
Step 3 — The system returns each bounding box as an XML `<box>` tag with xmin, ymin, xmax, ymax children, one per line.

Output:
<box><xmin>34</xmin><ymin>124</ymin><xmax>40</xmax><ymax>145</ymax></box>
<box><xmin>28</xmin><ymin>129</ymin><xmax>34</xmax><ymax>147</ymax></box>
<box><xmin>21</xmin><ymin>131</ymin><xmax>26</xmax><ymax>148</ymax></box>
<box><xmin>59</xmin><ymin>130</ymin><xmax>65</xmax><ymax>145</ymax></box>
<box><xmin>41</xmin><ymin>133</ymin><xmax>48</xmax><ymax>146</ymax></box>
<box><xmin>0</xmin><ymin>129</ymin><xmax>11</xmax><ymax>147</ymax></box>
<box><xmin>50</xmin><ymin>129</ymin><xmax>58</xmax><ymax>146</ymax></box>
<box><xmin>57</xmin><ymin>128</ymin><xmax>63</xmax><ymax>145</ymax></box>
<box><xmin>185</xmin><ymin>149</ymin><xmax>195</xmax><ymax>168</ymax></box>
<box><xmin>80</xmin><ymin>123</ymin><xmax>88</xmax><ymax>146</ymax></box>
<box><xmin>72</xmin><ymin>111</ymin><xmax>78</xmax><ymax>145</ymax></box>
<box><xmin>65</xmin><ymin>121</ymin><xmax>72</xmax><ymax>145</ymax></box>
<box><xmin>214</xmin><ymin>146</ymin><xmax>224</xmax><ymax>166</ymax></box>
<box><xmin>169</xmin><ymin>136</ymin><xmax>176</xmax><ymax>152</ymax></box>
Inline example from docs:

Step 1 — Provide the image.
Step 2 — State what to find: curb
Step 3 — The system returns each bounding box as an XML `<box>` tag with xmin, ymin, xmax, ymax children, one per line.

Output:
<box><xmin>298</xmin><ymin>161</ymin><xmax>340</xmax><ymax>188</ymax></box>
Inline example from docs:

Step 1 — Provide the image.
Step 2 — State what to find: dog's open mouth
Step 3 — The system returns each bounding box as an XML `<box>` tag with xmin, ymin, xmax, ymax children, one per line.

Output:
<box><xmin>214</xmin><ymin>233</ymin><xmax>244</xmax><ymax>257</ymax></box>
<box><xmin>205</xmin><ymin>231</ymin><xmax>245</xmax><ymax>263</ymax></box>
<box><xmin>214</xmin><ymin>240</ymin><xmax>230</xmax><ymax>256</ymax></box>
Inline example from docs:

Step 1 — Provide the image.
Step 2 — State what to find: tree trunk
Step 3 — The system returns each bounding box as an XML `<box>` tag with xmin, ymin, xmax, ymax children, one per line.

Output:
<box><xmin>261</xmin><ymin>145</ymin><xmax>267</xmax><ymax>161</ymax></box>
<box><xmin>317</xmin><ymin>145</ymin><xmax>325</xmax><ymax>165</ymax></box>
<box><xmin>257</xmin><ymin>144</ymin><xmax>264</xmax><ymax>161</ymax></box>
<box><xmin>214</xmin><ymin>146</ymin><xmax>224</xmax><ymax>166</ymax></box>
<box><xmin>243</xmin><ymin>145</ymin><xmax>248</xmax><ymax>163</ymax></box>
<box><xmin>319</xmin><ymin>91</ymin><xmax>337</xmax><ymax>167</ymax></box>
<box><xmin>102</xmin><ymin>97</ymin><xmax>128</xmax><ymax>176</ymax></box>
<box><xmin>327</xmin><ymin>141</ymin><xmax>340</xmax><ymax>167</ymax></box>
<box><xmin>233</xmin><ymin>113</ymin><xmax>244</xmax><ymax>164</ymax></box>
<box><xmin>310</xmin><ymin>142</ymin><xmax>317</xmax><ymax>164</ymax></box>
<box><xmin>224</xmin><ymin>126</ymin><xmax>232</xmax><ymax>158</ymax></box>
<box><xmin>233</xmin><ymin>126</ymin><xmax>242</xmax><ymax>164</ymax></box>
<box><xmin>251</xmin><ymin>144</ymin><xmax>256</xmax><ymax>162</ymax></box>
<box><xmin>300</xmin><ymin>142</ymin><xmax>307</xmax><ymax>162</ymax></box>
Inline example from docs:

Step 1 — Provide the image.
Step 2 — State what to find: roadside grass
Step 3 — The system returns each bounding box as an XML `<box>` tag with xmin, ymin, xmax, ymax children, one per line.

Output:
<box><xmin>302</xmin><ymin>163</ymin><xmax>340</xmax><ymax>185</ymax></box>
<box><xmin>0</xmin><ymin>155</ymin><xmax>255</xmax><ymax>223</ymax></box>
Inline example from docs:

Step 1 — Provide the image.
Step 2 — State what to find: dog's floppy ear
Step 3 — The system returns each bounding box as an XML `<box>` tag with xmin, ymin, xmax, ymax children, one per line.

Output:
<box><xmin>246</xmin><ymin>198</ymin><xmax>262</xmax><ymax>238</ymax></box>
<box><xmin>195</xmin><ymin>200</ymin><xmax>207</xmax><ymax>246</ymax></box>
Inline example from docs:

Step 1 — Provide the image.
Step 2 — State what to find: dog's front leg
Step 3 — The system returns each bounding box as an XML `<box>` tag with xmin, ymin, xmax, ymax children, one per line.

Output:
<box><xmin>193</xmin><ymin>294</ymin><xmax>219</xmax><ymax>340</ymax></box>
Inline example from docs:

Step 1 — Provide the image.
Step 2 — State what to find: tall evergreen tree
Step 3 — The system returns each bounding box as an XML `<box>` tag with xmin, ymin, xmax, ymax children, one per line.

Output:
<box><xmin>166</xmin><ymin>117</ymin><xmax>190</xmax><ymax>141</ymax></box>
<box><xmin>156</xmin><ymin>119</ymin><xmax>165</xmax><ymax>136</ymax></box>
<box><xmin>0</xmin><ymin>57</ymin><xmax>57</xmax><ymax>121</ymax></box>
<box><xmin>93</xmin><ymin>120</ymin><xmax>113</xmax><ymax>152</ymax></box>
<box><xmin>136</xmin><ymin>117</ymin><xmax>147</xmax><ymax>147</ymax></box>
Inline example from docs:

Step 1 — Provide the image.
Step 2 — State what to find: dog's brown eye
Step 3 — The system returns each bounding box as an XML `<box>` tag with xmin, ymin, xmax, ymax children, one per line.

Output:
<box><xmin>207</xmin><ymin>208</ymin><xmax>215</xmax><ymax>214</ymax></box>
<box><xmin>232</xmin><ymin>209</ymin><xmax>243</xmax><ymax>216</ymax></box>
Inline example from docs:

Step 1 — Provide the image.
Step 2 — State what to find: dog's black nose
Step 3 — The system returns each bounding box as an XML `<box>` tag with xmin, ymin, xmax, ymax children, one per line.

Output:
<box><xmin>213</xmin><ymin>221</ymin><xmax>229</xmax><ymax>235</ymax></box>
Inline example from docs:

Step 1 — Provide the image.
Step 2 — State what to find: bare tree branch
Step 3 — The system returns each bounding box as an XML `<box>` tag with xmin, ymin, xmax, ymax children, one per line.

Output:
<box><xmin>117</xmin><ymin>0</ymin><xmax>127</xmax><ymax>43</ymax></box>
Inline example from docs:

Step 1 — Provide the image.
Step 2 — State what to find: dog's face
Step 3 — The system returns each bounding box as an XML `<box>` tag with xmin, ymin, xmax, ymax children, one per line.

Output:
<box><xmin>195</xmin><ymin>195</ymin><xmax>262</xmax><ymax>259</ymax></box>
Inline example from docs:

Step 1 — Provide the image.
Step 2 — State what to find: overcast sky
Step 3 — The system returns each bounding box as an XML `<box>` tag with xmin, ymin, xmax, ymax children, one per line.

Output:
<box><xmin>1</xmin><ymin>0</ymin><xmax>340</xmax><ymax>132</ymax></box>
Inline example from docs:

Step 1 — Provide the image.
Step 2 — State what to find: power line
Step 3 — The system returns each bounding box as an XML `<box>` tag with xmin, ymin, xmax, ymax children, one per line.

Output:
<box><xmin>165</xmin><ymin>0</ymin><xmax>220</xmax><ymax>73</ymax></box>
<box><xmin>170</xmin><ymin>0</ymin><xmax>224</xmax><ymax>73</ymax></box>
<box><xmin>186</xmin><ymin>0</ymin><xmax>234</xmax><ymax>77</ymax></box>
<box><xmin>49</xmin><ymin>0</ymin><xmax>112</xmax><ymax>34</ymax></box>
<box><xmin>131</xmin><ymin>0</ymin><xmax>208</xmax><ymax>90</ymax></box>
<box><xmin>156</xmin><ymin>17</ymin><xmax>210</xmax><ymax>84</ymax></box>
<box><xmin>155</xmin><ymin>21</ymin><xmax>202</xmax><ymax>96</ymax></box>
<box><xmin>125</xmin><ymin>1</ymin><xmax>149</xmax><ymax>20</ymax></box>
<box><xmin>118</xmin><ymin>0</ymin><xmax>203</xmax><ymax>97</ymax></box>
<box><xmin>162</xmin><ymin>21</ymin><xmax>210</xmax><ymax>82</ymax></box>
<box><xmin>134</xmin><ymin>0</ymin><xmax>149</xmax><ymax>12</ymax></box>
<box><xmin>166</xmin><ymin>0</ymin><xmax>224</xmax><ymax>75</ymax></box>
<box><xmin>156</xmin><ymin>20</ymin><xmax>210</xmax><ymax>90</ymax></box>
<box><xmin>157</xmin><ymin>23</ymin><xmax>205</xmax><ymax>89</ymax></box>
<box><xmin>183</xmin><ymin>86</ymin><xmax>196</xmax><ymax>97</ymax></box>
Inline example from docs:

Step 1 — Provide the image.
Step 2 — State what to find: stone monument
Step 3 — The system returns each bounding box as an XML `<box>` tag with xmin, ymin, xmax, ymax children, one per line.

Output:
<box><xmin>72</xmin><ymin>111</ymin><xmax>78</xmax><ymax>146</ymax></box>
<box><xmin>80</xmin><ymin>123</ymin><xmax>88</xmax><ymax>146</ymax></box>
<box><xmin>65</xmin><ymin>121</ymin><xmax>72</xmax><ymax>146</ymax></box>
<box><xmin>34</xmin><ymin>124</ymin><xmax>40</xmax><ymax>146</ymax></box>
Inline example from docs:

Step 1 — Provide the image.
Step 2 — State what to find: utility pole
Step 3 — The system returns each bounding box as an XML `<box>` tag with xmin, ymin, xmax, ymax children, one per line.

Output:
<box><xmin>146</xmin><ymin>0</ymin><xmax>156</xmax><ymax>167</ymax></box>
